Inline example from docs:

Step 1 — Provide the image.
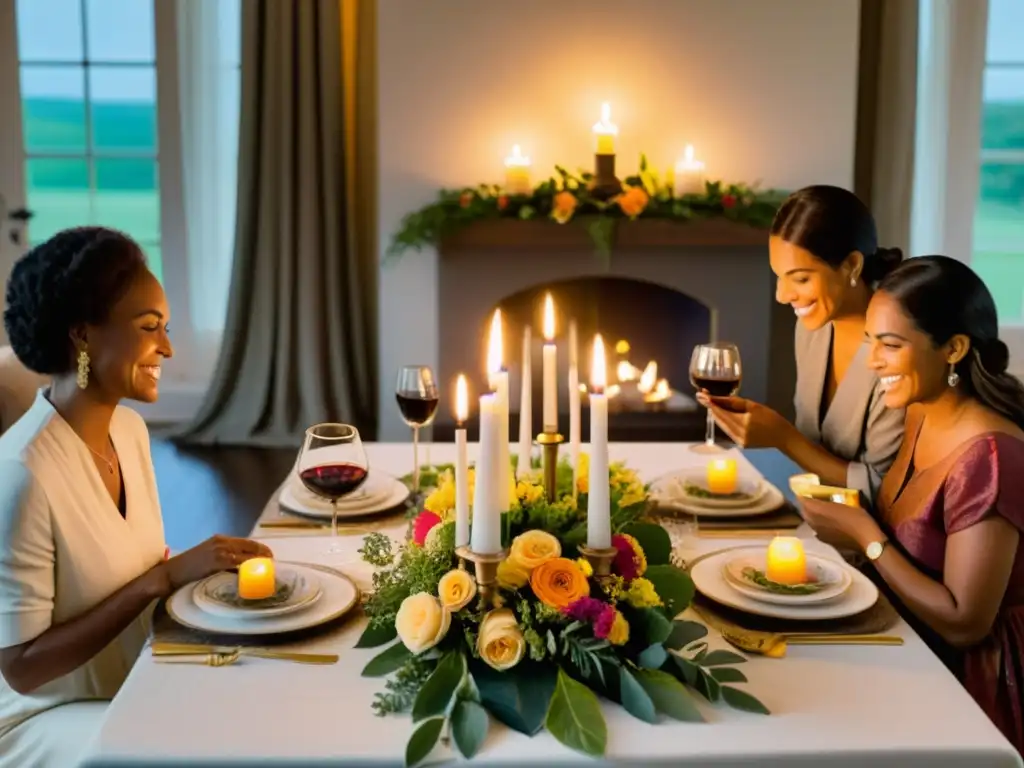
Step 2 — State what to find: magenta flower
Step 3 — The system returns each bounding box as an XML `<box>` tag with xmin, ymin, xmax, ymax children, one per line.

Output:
<box><xmin>412</xmin><ymin>511</ymin><xmax>442</xmax><ymax>546</ymax></box>
<box><xmin>593</xmin><ymin>605</ymin><xmax>618</xmax><ymax>640</ymax></box>
<box><xmin>612</xmin><ymin>534</ymin><xmax>641</xmax><ymax>581</ymax></box>
<box><xmin>564</xmin><ymin>596</ymin><xmax>608</xmax><ymax>623</ymax></box>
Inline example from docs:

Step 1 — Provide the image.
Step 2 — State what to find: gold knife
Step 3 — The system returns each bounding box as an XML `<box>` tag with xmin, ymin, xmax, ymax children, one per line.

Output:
<box><xmin>152</xmin><ymin>642</ymin><xmax>338</xmax><ymax>664</ymax></box>
<box><xmin>259</xmin><ymin>520</ymin><xmax>328</xmax><ymax>529</ymax></box>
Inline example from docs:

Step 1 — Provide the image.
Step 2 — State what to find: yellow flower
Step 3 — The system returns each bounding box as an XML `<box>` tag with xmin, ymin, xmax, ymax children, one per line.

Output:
<box><xmin>552</xmin><ymin>190</ymin><xmax>578</xmax><ymax>224</ymax></box>
<box><xmin>601</xmin><ymin>574</ymin><xmax>626</xmax><ymax>601</ymax></box>
<box><xmin>576</xmin><ymin>453</ymin><xmax>590</xmax><ymax>493</ymax></box>
<box><xmin>508</xmin><ymin>530</ymin><xmax>561</xmax><ymax>573</ymax></box>
<box><xmin>437</xmin><ymin>569</ymin><xmax>477</xmax><ymax>612</ymax></box>
<box><xmin>497</xmin><ymin>559</ymin><xmax>530</xmax><ymax>590</ymax></box>
<box><xmin>395</xmin><ymin>593</ymin><xmax>451</xmax><ymax>654</ymax></box>
<box><xmin>477</xmin><ymin>608</ymin><xmax>526</xmax><ymax>671</ymax></box>
<box><xmin>423</xmin><ymin>471</ymin><xmax>455</xmax><ymax>516</ymax></box>
<box><xmin>607</xmin><ymin>611</ymin><xmax>630</xmax><ymax>645</ymax></box>
<box><xmin>531</xmin><ymin>557</ymin><xmax>590</xmax><ymax>610</ymax></box>
<box><xmin>516</xmin><ymin>480</ymin><xmax>544</xmax><ymax>506</ymax></box>
<box><xmin>618</xmin><ymin>485</ymin><xmax>647</xmax><ymax>509</ymax></box>
<box><xmin>625</xmin><ymin>577</ymin><xmax>662</xmax><ymax>609</ymax></box>
<box><xmin>575</xmin><ymin>558</ymin><xmax>594</xmax><ymax>578</ymax></box>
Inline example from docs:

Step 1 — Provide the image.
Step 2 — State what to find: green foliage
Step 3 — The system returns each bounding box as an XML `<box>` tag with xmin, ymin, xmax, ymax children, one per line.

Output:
<box><xmin>412</xmin><ymin>653</ymin><xmax>466</xmax><ymax>721</ymax></box>
<box><xmin>619</xmin><ymin>522</ymin><xmax>672</xmax><ymax>566</ymax></box>
<box><xmin>361</xmin><ymin>535</ymin><xmax>455</xmax><ymax>631</ymax></box>
<box><xmin>372</xmin><ymin>656</ymin><xmax>433</xmax><ymax>716</ymax></box>
<box><xmin>355</xmin><ymin>621</ymin><xmax>398</xmax><ymax>649</ymax></box>
<box><xmin>634</xmin><ymin>668</ymin><xmax>704</xmax><ymax>722</ymax></box>
<box><xmin>545</xmin><ymin>668</ymin><xmax>608</xmax><ymax>758</ymax></box>
<box><xmin>618</xmin><ymin>667</ymin><xmax>657</xmax><ymax>724</ymax></box>
<box><xmin>362</xmin><ymin>641</ymin><xmax>414</xmax><ymax>678</ymax></box>
<box><xmin>451</xmin><ymin>699</ymin><xmax>490</xmax><ymax>759</ymax></box>
<box><xmin>385</xmin><ymin>163</ymin><xmax>787</xmax><ymax>265</ymax></box>
<box><xmin>473</xmin><ymin>659</ymin><xmax>556</xmax><ymax>736</ymax></box>
<box><xmin>358</xmin><ymin>532</ymin><xmax>394</xmax><ymax>568</ymax></box>
<box><xmin>405</xmin><ymin>716</ymin><xmax>444</xmax><ymax>767</ymax></box>
<box><xmin>644</xmin><ymin>565</ymin><xmax>696</xmax><ymax>617</ymax></box>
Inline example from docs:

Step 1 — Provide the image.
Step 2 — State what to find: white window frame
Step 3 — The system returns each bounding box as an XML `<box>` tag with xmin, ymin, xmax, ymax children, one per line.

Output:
<box><xmin>911</xmin><ymin>0</ymin><xmax>1024</xmax><ymax>376</ymax></box>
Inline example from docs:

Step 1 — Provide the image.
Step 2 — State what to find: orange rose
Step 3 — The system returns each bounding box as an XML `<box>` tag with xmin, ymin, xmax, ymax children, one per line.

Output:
<box><xmin>530</xmin><ymin>557</ymin><xmax>590</xmax><ymax>610</ymax></box>
<box><xmin>617</xmin><ymin>185</ymin><xmax>649</xmax><ymax>219</ymax></box>
<box><xmin>552</xmin><ymin>191</ymin><xmax>578</xmax><ymax>224</ymax></box>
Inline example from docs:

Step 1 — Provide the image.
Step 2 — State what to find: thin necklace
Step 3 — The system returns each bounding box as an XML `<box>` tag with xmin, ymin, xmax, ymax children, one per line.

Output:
<box><xmin>87</xmin><ymin>439</ymin><xmax>116</xmax><ymax>474</ymax></box>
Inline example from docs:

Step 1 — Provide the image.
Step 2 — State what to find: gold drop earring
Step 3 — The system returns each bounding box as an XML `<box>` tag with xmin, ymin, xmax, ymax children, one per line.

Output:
<box><xmin>77</xmin><ymin>348</ymin><xmax>90</xmax><ymax>390</ymax></box>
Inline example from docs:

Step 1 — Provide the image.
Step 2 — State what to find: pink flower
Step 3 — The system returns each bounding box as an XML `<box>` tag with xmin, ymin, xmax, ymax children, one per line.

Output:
<box><xmin>412</xmin><ymin>511</ymin><xmax>442</xmax><ymax>546</ymax></box>
<box><xmin>722</xmin><ymin>194</ymin><xmax>737</xmax><ymax>209</ymax></box>
<box><xmin>612</xmin><ymin>534</ymin><xmax>644</xmax><ymax>582</ymax></box>
<box><xmin>593</xmin><ymin>605</ymin><xmax>618</xmax><ymax>640</ymax></box>
<box><xmin>564</xmin><ymin>597</ymin><xmax>618</xmax><ymax>640</ymax></box>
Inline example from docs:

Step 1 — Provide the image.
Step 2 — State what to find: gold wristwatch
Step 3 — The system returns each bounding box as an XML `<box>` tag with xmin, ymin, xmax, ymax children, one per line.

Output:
<box><xmin>865</xmin><ymin>540</ymin><xmax>888</xmax><ymax>561</ymax></box>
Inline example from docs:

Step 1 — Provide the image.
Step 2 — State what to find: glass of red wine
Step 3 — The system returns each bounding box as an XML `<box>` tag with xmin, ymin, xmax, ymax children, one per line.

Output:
<box><xmin>395</xmin><ymin>365</ymin><xmax>439</xmax><ymax>496</ymax></box>
<box><xmin>689</xmin><ymin>342</ymin><xmax>742</xmax><ymax>454</ymax></box>
<box><xmin>297</xmin><ymin>423</ymin><xmax>369</xmax><ymax>553</ymax></box>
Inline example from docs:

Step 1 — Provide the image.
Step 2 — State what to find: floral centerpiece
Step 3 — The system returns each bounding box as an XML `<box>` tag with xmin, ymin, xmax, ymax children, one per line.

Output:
<box><xmin>356</xmin><ymin>457</ymin><xmax>768</xmax><ymax>766</ymax></box>
<box><xmin>386</xmin><ymin>157</ymin><xmax>787</xmax><ymax>264</ymax></box>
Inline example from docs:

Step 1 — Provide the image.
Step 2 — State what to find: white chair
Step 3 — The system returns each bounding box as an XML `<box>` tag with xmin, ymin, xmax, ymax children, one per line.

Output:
<box><xmin>0</xmin><ymin>345</ymin><xmax>49</xmax><ymax>435</ymax></box>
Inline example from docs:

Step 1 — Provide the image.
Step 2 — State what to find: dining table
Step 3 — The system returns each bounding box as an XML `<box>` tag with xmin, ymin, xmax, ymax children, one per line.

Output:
<box><xmin>81</xmin><ymin>442</ymin><xmax>1023</xmax><ymax>768</ymax></box>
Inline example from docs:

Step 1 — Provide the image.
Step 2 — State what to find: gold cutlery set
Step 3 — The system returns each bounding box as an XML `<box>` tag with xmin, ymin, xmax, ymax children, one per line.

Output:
<box><xmin>151</xmin><ymin>642</ymin><xmax>338</xmax><ymax>666</ymax></box>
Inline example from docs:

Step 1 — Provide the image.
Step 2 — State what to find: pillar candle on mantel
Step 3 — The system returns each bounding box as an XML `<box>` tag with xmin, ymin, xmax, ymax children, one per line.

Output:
<box><xmin>542</xmin><ymin>293</ymin><xmax>558</xmax><ymax>433</ymax></box>
<box><xmin>454</xmin><ymin>374</ymin><xmax>470</xmax><ymax>548</ymax></box>
<box><xmin>487</xmin><ymin>309</ymin><xmax>511</xmax><ymax>510</ymax></box>
<box><xmin>593</xmin><ymin>102</ymin><xmax>617</xmax><ymax>156</ymax></box>
<box><xmin>587</xmin><ymin>334</ymin><xmax>611</xmax><ymax>549</ymax></box>
<box><xmin>568</xmin><ymin>320</ymin><xmax>581</xmax><ymax>496</ymax></box>
<box><xmin>471</xmin><ymin>394</ymin><xmax>502</xmax><ymax>554</ymax></box>
<box><xmin>673</xmin><ymin>144</ymin><xmax>706</xmax><ymax>197</ymax></box>
<box><xmin>504</xmin><ymin>144</ymin><xmax>532</xmax><ymax>196</ymax></box>
<box><xmin>517</xmin><ymin>325</ymin><xmax>533</xmax><ymax>478</ymax></box>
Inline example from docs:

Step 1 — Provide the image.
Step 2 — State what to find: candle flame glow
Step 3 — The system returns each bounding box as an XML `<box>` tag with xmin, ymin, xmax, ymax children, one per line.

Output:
<box><xmin>591</xmin><ymin>334</ymin><xmax>607</xmax><ymax>392</ymax></box>
<box><xmin>685</xmin><ymin>144</ymin><xmax>694</xmax><ymax>162</ymax></box>
<box><xmin>593</xmin><ymin>102</ymin><xmax>618</xmax><ymax>135</ymax></box>
<box><xmin>455</xmin><ymin>374</ymin><xmax>468</xmax><ymax>423</ymax></box>
<box><xmin>543</xmin><ymin>294</ymin><xmax>555</xmax><ymax>341</ymax></box>
<box><xmin>487</xmin><ymin>309</ymin><xmax>503</xmax><ymax>375</ymax></box>
<box><xmin>504</xmin><ymin>144</ymin><xmax>530</xmax><ymax>167</ymax></box>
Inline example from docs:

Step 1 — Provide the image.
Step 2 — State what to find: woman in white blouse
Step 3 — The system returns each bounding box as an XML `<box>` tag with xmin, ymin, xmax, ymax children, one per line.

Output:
<box><xmin>0</xmin><ymin>227</ymin><xmax>272</xmax><ymax>767</ymax></box>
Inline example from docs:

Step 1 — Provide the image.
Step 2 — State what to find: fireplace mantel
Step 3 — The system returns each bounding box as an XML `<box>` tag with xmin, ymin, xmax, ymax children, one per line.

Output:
<box><xmin>439</xmin><ymin>218</ymin><xmax>769</xmax><ymax>253</ymax></box>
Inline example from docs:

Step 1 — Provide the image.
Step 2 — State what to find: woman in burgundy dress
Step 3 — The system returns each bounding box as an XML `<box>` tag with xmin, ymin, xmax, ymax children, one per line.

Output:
<box><xmin>800</xmin><ymin>255</ymin><xmax>1024</xmax><ymax>755</ymax></box>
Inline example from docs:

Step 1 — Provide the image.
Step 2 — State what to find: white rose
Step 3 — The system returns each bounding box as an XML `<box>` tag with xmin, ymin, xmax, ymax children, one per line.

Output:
<box><xmin>395</xmin><ymin>592</ymin><xmax>451</xmax><ymax>654</ymax></box>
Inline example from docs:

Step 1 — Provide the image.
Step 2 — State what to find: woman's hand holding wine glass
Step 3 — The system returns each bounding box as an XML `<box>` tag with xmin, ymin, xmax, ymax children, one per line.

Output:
<box><xmin>297</xmin><ymin>423</ymin><xmax>369</xmax><ymax>554</ymax></box>
<box><xmin>689</xmin><ymin>342</ymin><xmax>742</xmax><ymax>453</ymax></box>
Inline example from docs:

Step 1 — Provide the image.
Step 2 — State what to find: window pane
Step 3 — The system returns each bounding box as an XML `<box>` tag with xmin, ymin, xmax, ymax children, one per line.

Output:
<box><xmin>20</xmin><ymin>65</ymin><xmax>86</xmax><ymax>153</ymax></box>
<box><xmin>973</xmin><ymin>163</ymin><xmax>1024</xmax><ymax>323</ymax></box>
<box><xmin>219</xmin><ymin>0</ymin><xmax>242</xmax><ymax>67</ymax></box>
<box><xmin>25</xmin><ymin>159</ymin><xmax>90</xmax><ymax>242</ymax></box>
<box><xmin>982</xmin><ymin>69</ymin><xmax>1024</xmax><ymax>151</ymax></box>
<box><xmin>85</xmin><ymin>0</ymin><xmax>155</xmax><ymax>63</ymax></box>
<box><xmin>141</xmin><ymin>244</ymin><xmax>162</xmax><ymax>284</ymax></box>
<box><xmin>94</xmin><ymin>158</ymin><xmax>159</xmax><ymax>242</ymax></box>
<box><xmin>987</xmin><ymin>0</ymin><xmax>1024</xmax><ymax>64</ymax></box>
<box><xmin>89</xmin><ymin>66</ymin><xmax>157</xmax><ymax>152</ymax></box>
<box><xmin>16</xmin><ymin>0</ymin><xmax>83</xmax><ymax>62</ymax></box>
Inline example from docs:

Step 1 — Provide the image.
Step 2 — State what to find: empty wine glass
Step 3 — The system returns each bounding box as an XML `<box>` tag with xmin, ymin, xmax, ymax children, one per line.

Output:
<box><xmin>297</xmin><ymin>424</ymin><xmax>369</xmax><ymax>554</ymax></box>
<box><xmin>395</xmin><ymin>365</ymin><xmax>440</xmax><ymax>496</ymax></box>
<box><xmin>689</xmin><ymin>342</ymin><xmax>742</xmax><ymax>454</ymax></box>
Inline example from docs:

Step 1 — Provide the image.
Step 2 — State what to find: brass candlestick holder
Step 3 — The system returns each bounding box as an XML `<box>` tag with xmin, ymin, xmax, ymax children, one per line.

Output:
<box><xmin>536</xmin><ymin>431</ymin><xmax>564</xmax><ymax>503</ymax></box>
<box><xmin>455</xmin><ymin>546</ymin><xmax>508</xmax><ymax>608</ymax></box>
<box><xmin>578</xmin><ymin>544</ymin><xmax>619</xmax><ymax>578</ymax></box>
<box><xmin>589</xmin><ymin>153</ymin><xmax>622</xmax><ymax>201</ymax></box>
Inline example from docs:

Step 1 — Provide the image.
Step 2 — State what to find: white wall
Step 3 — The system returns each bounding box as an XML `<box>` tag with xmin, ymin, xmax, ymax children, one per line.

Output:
<box><xmin>377</xmin><ymin>0</ymin><xmax>862</xmax><ymax>439</ymax></box>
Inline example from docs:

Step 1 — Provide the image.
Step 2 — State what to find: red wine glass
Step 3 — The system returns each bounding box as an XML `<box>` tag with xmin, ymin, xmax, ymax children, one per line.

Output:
<box><xmin>689</xmin><ymin>342</ymin><xmax>742</xmax><ymax>454</ymax></box>
<box><xmin>297</xmin><ymin>423</ymin><xmax>369</xmax><ymax>553</ymax></box>
<box><xmin>395</xmin><ymin>365</ymin><xmax>439</xmax><ymax>496</ymax></box>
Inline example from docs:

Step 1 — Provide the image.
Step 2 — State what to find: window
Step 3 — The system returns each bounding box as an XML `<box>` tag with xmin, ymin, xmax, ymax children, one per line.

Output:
<box><xmin>972</xmin><ymin>0</ymin><xmax>1024</xmax><ymax>323</ymax></box>
<box><xmin>17</xmin><ymin>0</ymin><xmax>162</xmax><ymax>279</ymax></box>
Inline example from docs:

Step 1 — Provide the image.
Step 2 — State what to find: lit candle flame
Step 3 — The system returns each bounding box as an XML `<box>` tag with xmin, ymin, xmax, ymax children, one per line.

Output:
<box><xmin>487</xmin><ymin>309</ymin><xmax>503</xmax><ymax>376</ymax></box>
<box><xmin>543</xmin><ymin>294</ymin><xmax>555</xmax><ymax>341</ymax></box>
<box><xmin>638</xmin><ymin>361</ymin><xmax>658</xmax><ymax>393</ymax></box>
<box><xmin>685</xmin><ymin>144</ymin><xmax>694</xmax><ymax>162</ymax></box>
<box><xmin>504</xmin><ymin>144</ymin><xmax>530</xmax><ymax>167</ymax></box>
<box><xmin>591</xmin><ymin>334</ymin><xmax>607</xmax><ymax>393</ymax></box>
<box><xmin>455</xmin><ymin>374</ymin><xmax>468</xmax><ymax>424</ymax></box>
<box><xmin>593</xmin><ymin>102</ymin><xmax>617</xmax><ymax>135</ymax></box>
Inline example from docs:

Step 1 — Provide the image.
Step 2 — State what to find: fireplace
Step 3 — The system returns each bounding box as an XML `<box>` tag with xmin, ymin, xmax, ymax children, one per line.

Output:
<box><xmin>431</xmin><ymin>219</ymin><xmax>795</xmax><ymax>442</ymax></box>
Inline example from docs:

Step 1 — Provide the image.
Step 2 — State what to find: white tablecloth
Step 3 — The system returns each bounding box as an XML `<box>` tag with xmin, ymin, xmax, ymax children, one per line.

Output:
<box><xmin>82</xmin><ymin>443</ymin><xmax>1022</xmax><ymax>767</ymax></box>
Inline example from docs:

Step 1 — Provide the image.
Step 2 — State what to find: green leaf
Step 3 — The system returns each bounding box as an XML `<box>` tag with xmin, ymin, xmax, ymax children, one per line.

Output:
<box><xmin>644</xmin><ymin>565</ymin><xmax>695</xmax><ymax>617</ymax></box>
<box><xmin>632</xmin><ymin>608</ymin><xmax>672</xmax><ymax>646</ymax></box>
<box><xmin>361</xmin><ymin>641</ymin><xmax>413</xmax><ymax>678</ymax></box>
<box><xmin>412</xmin><ymin>652</ymin><xmax>466</xmax><ymax>722</ymax></box>
<box><xmin>664</xmin><ymin>620</ymin><xmax>708</xmax><ymax>651</ymax></box>
<box><xmin>638</xmin><ymin>644</ymin><xmax>669</xmax><ymax>670</ymax></box>
<box><xmin>618</xmin><ymin>668</ymin><xmax>657</xmax><ymax>724</ymax></box>
<box><xmin>472</xmin><ymin>660</ymin><xmax>556</xmax><ymax>736</ymax></box>
<box><xmin>621</xmin><ymin>522</ymin><xmax>672</xmax><ymax>566</ymax></box>
<box><xmin>355</xmin><ymin>622</ymin><xmax>398</xmax><ymax>648</ymax></box>
<box><xmin>694</xmin><ymin>667</ymin><xmax>721</xmax><ymax>702</ymax></box>
<box><xmin>700</xmin><ymin>650</ymin><xmax>747</xmax><ymax>667</ymax></box>
<box><xmin>634</xmin><ymin>668</ymin><xmax>704</xmax><ymax>722</ymax></box>
<box><xmin>671</xmin><ymin>655</ymin><xmax>700</xmax><ymax>686</ymax></box>
<box><xmin>710</xmin><ymin>667</ymin><xmax>748</xmax><ymax>684</ymax></box>
<box><xmin>405</xmin><ymin>716</ymin><xmax>444</xmax><ymax>767</ymax></box>
<box><xmin>545</xmin><ymin>668</ymin><xmax>608</xmax><ymax>757</ymax></box>
<box><xmin>722</xmin><ymin>685</ymin><xmax>771</xmax><ymax>715</ymax></box>
<box><xmin>451</xmin><ymin>699</ymin><xmax>489</xmax><ymax>758</ymax></box>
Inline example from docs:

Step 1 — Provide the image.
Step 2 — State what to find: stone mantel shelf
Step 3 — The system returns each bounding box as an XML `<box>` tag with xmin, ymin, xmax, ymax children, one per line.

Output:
<box><xmin>439</xmin><ymin>217</ymin><xmax>769</xmax><ymax>253</ymax></box>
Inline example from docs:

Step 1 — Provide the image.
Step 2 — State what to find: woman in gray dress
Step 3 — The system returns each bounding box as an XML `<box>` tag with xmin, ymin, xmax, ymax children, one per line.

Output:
<box><xmin>702</xmin><ymin>185</ymin><xmax>906</xmax><ymax>503</ymax></box>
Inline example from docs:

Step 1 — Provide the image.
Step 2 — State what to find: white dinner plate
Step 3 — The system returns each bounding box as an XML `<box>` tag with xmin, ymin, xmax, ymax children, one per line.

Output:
<box><xmin>191</xmin><ymin>565</ymin><xmax>324</xmax><ymax>619</ymax></box>
<box><xmin>721</xmin><ymin>551</ymin><xmax>852</xmax><ymax>605</ymax></box>
<box><xmin>279</xmin><ymin>473</ymin><xmax>410</xmax><ymax>519</ymax></box>
<box><xmin>166</xmin><ymin>562</ymin><xmax>359</xmax><ymax>636</ymax></box>
<box><xmin>650</xmin><ymin>470</ymin><xmax>785</xmax><ymax>518</ymax></box>
<box><xmin>668</xmin><ymin>471</ymin><xmax>769</xmax><ymax>510</ymax></box>
<box><xmin>691</xmin><ymin>547</ymin><xmax>878</xmax><ymax>620</ymax></box>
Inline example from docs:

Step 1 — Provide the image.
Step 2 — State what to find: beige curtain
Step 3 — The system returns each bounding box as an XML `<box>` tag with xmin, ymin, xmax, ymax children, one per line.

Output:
<box><xmin>176</xmin><ymin>0</ymin><xmax>378</xmax><ymax>447</ymax></box>
<box><xmin>854</xmin><ymin>0</ymin><xmax>920</xmax><ymax>254</ymax></box>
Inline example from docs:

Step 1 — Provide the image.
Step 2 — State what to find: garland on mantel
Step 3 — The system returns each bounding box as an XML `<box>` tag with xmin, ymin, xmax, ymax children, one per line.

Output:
<box><xmin>386</xmin><ymin>155</ymin><xmax>788</xmax><ymax>264</ymax></box>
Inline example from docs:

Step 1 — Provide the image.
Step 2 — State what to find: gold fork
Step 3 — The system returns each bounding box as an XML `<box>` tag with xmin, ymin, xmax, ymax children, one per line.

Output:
<box><xmin>152</xmin><ymin>642</ymin><xmax>338</xmax><ymax>664</ymax></box>
<box><xmin>156</xmin><ymin>650</ymin><xmax>242</xmax><ymax>667</ymax></box>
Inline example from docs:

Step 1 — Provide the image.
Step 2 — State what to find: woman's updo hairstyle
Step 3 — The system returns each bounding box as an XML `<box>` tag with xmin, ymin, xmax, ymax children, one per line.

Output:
<box><xmin>878</xmin><ymin>255</ymin><xmax>1024</xmax><ymax>428</ymax></box>
<box><xmin>770</xmin><ymin>185</ymin><xmax>903</xmax><ymax>285</ymax></box>
<box><xmin>4</xmin><ymin>226</ymin><xmax>147</xmax><ymax>375</ymax></box>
